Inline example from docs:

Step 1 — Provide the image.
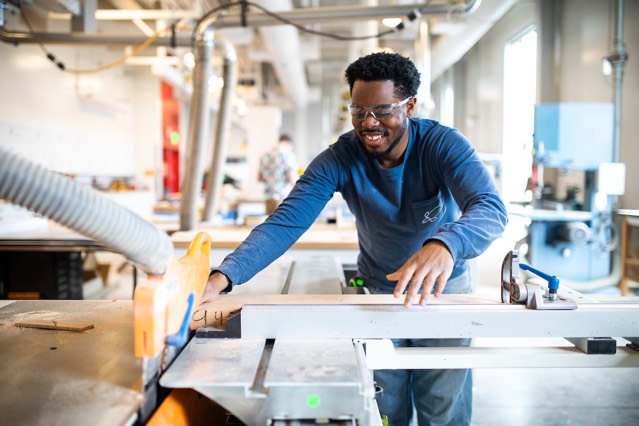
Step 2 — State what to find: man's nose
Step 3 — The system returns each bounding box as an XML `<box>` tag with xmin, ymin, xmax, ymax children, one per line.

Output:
<box><xmin>362</xmin><ymin>110</ymin><xmax>380</xmax><ymax>122</ymax></box>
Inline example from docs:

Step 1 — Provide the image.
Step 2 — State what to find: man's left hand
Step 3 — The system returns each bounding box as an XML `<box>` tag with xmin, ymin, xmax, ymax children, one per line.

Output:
<box><xmin>386</xmin><ymin>240</ymin><xmax>454</xmax><ymax>308</ymax></box>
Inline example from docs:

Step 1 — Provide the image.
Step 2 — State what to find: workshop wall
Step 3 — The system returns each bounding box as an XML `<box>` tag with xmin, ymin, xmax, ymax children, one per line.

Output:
<box><xmin>0</xmin><ymin>39</ymin><xmax>168</xmax><ymax>211</ymax></box>
<box><xmin>558</xmin><ymin>0</ymin><xmax>639</xmax><ymax>209</ymax></box>
<box><xmin>432</xmin><ymin>0</ymin><xmax>639</xmax><ymax>209</ymax></box>
<box><xmin>2</xmin><ymin>0</ymin><xmax>636</xmax><ymax>210</ymax></box>
<box><xmin>0</xmin><ymin>43</ymin><xmax>137</xmax><ymax>176</ymax></box>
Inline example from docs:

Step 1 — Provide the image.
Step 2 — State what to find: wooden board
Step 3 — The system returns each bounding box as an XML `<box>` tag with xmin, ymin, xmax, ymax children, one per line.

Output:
<box><xmin>192</xmin><ymin>293</ymin><xmax>500</xmax><ymax>329</ymax></box>
<box><xmin>14</xmin><ymin>319</ymin><xmax>95</xmax><ymax>332</ymax></box>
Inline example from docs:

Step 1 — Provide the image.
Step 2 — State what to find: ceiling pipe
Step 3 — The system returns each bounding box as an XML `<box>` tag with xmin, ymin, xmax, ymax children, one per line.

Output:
<box><xmin>202</xmin><ymin>36</ymin><xmax>238</xmax><ymax>223</ymax></box>
<box><xmin>0</xmin><ymin>3</ymin><xmax>479</xmax><ymax>47</ymax></box>
<box><xmin>179</xmin><ymin>27</ymin><xmax>215</xmax><ymax>231</ymax></box>
<box><xmin>253</xmin><ymin>0</ymin><xmax>308</xmax><ymax>108</ymax></box>
<box><xmin>430</xmin><ymin>0</ymin><xmax>514</xmax><ymax>81</ymax></box>
<box><xmin>1</xmin><ymin>1</ymin><xmax>483</xmax><ymax>230</ymax></box>
<box><xmin>0</xmin><ymin>2</ymin><xmax>481</xmax><ymax>109</ymax></box>
<box><xmin>606</xmin><ymin>0</ymin><xmax>628</xmax><ymax>164</ymax></box>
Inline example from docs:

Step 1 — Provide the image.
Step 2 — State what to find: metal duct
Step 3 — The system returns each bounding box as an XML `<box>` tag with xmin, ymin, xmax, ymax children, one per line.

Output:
<box><xmin>253</xmin><ymin>0</ymin><xmax>309</xmax><ymax>108</ymax></box>
<box><xmin>430</xmin><ymin>0</ymin><xmax>513</xmax><ymax>81</ymax></box>
<box><xmin>0</xmin><ymin>2</ymin><xmax>479</xmax><ymax>109</ymax></box>
<box><xmin>179</xmin><ymin>27</ymin><xmax>215</xmax><ymax>231</ymax></box>
<box><xmin>0</xmin><ymin>3</ymin><xmax>466</xmax><ymax>47</ymax></box>
<box><xmin>608</xmin><ymin>0</ymin><xmax>628</xmax><ymax>164</ymax></box>
<box><xmin>202</xmin><ymin>36</ymin><xmax>238</xmax><ymax>222</ymax></box>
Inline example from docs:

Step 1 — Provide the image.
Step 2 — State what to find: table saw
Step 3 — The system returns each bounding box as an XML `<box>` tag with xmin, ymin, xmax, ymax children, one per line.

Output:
<box><xmin>1</xmin><ymin>147</ymin><xmax>638</xmax><ymax>425</ymax></box>
<box><xmin>1</xmin><ymin>249</ymin><xmax>639</xmax><ymax>425</ymax></box>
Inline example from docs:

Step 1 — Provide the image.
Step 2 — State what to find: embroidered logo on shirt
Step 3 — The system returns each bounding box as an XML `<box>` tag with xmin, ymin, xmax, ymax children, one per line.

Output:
<box><xmin>422</xmin><ymin>204</ymin><xmax>442</xmax><ymax>223</ymax></box>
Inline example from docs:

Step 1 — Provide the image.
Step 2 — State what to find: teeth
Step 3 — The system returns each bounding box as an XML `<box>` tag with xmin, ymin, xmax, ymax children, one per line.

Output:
<box><xmin>365</xmin><ymin>134</ymin><xmax>382</xmax><ymax>141</ymax></box>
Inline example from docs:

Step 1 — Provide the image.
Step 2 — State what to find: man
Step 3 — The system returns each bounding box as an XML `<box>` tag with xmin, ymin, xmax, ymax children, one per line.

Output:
<box><xmin>257</xmin><ymin>133</ymin><xmax>299</xmax><ymax>215</ymax></box>
<box><xmin>202</xmin><ymin>52</ymin><xmax>508</xmax><ymax>425</ymax></box>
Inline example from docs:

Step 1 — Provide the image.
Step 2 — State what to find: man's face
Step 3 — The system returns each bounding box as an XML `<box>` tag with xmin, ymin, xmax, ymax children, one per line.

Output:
<box><xmin>350</xmin><ymin>80</ymin><xmax>415</xmax><ymax>166</ymax></box>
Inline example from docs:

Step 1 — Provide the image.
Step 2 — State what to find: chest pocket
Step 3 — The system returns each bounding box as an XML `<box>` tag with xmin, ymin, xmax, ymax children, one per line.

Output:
<box><xmin>410</xmin><ymin>193</ymin><xmax>445</xmax><ymax>230</ymax></box>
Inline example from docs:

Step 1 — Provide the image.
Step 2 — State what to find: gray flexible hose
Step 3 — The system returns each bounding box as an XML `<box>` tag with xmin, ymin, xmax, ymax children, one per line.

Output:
<box><xmin>0</xmin><ymin>147</ymin><xmax>174</xmax><ymax>275</ymax></box>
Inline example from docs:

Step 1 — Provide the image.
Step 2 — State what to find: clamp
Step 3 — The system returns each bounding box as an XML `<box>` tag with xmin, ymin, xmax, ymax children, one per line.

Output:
<box><xmin>501</xmin><ymin>250</ymin><xmax>576</xmax><ymax>310</ymax></box>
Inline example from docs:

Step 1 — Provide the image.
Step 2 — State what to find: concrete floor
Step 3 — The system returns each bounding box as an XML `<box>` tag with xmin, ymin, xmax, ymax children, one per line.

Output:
<box><xmin>473</xmin><ymin>367</ymin><xmax>639</xmax><ymax>426</ymax></box>
<box><xmin>85</xmin><ymin>230</ymin><xmax>639</xmax><ymax>426</ymax></box>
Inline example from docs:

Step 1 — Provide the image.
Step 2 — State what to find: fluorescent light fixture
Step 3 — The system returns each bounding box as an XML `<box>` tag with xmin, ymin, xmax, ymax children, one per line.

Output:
<box><xmin>382</xmin><ymin>18</ymin><xmax>402</xmax><ymax>28</ymax></box>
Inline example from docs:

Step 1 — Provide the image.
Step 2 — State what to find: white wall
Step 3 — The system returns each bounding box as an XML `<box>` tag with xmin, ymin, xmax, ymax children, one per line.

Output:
<box><xmin>559</xmin><ymin>0</ymin><xmax>639</xmax><ymax>208</ymax></box>
<box><xmin>432</xmin><ymin>0</ymin><xmax>639</xmax><ymax>209</ymax></box>
<box><xmin>0</xmin><ymin>43</ymin><xmax>138</xmax><ymax>176</ymax></box>
<box><xmin>129</xmin><ymin>70</ymin><xmax>164</xmax><ymax>198</ymax></box>
<box><xmin>0</xmin><ymin>39</ymin><xmax>173</xmax><ymax>212</ymax></box>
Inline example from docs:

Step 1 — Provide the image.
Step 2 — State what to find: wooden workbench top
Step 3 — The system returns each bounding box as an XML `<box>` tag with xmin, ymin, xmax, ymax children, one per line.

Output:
<box><xmin>171</xmin><ymin>223</ymin><xmax>359</xmax><ymax>250</ymax></box>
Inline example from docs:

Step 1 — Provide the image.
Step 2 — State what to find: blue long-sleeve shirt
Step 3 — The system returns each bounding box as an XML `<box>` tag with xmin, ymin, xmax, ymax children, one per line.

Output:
<box><xmin>216</xmin><ymin>118</ymin><xmax>508</xmax><ymax>291</ymax></box>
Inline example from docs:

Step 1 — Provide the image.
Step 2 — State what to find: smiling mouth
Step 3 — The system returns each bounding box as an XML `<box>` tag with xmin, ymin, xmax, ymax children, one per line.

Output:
<box><xmin>361</xmin><ymin>132</ymin><xmax>386</xmax><ymax>145</ymax></box>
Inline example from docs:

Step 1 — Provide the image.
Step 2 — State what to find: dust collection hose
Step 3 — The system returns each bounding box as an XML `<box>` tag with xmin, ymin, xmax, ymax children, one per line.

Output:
<box><xmin>0</xmin><ymin>147</ymin><xmax>174</xmax><ymax>275</ymax></box>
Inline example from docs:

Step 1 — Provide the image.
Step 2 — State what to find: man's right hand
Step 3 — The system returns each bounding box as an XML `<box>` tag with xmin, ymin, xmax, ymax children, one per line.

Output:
<box><xmin>200</xmin><ymin>271</ymin><xmax>231</xmax><ymax>304</ymax></box>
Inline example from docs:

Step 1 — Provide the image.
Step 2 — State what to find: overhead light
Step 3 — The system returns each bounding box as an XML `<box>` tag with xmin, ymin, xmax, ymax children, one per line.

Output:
<box><xmin>382</xmin><ymin>18</ymin><xmax>402</xmax><ymax>28</ymax></box>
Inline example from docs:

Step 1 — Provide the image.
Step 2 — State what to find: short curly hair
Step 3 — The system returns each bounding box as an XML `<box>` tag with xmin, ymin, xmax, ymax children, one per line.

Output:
<box><xmin>344</xmin><ymin>52</ymin><xmax>421</xmax><ymax>100</ymax></box>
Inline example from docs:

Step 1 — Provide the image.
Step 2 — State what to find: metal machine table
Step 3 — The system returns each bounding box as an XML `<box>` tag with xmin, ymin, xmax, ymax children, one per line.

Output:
<box><xmin>0</xmin><ymin>300</ymin><xmax>144</xmax><ymax>426</ymax></box>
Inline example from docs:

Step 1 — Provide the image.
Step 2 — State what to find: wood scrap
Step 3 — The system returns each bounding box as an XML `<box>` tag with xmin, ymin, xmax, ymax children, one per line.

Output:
<box><xmin>14</xmin><ymin>319</ymin><xmax>95</xmax><ymax>332</ymax></box>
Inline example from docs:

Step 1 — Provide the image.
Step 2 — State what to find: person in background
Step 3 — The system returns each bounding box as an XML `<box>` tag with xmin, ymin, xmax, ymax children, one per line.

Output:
<box><xmin>258</xmin><ymin>133</ymin><xmax>299</xmax><ymax>215</ymax></box>
<box><xmin>202</xmin><ymin>52</ymin><xmax>508</xmax><ymax>425</ymax></box>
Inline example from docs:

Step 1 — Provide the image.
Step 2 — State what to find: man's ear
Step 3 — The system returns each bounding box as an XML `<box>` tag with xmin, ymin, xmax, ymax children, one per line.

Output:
<box><xmin>406</xmin><ymin>97</ymin><xmax>417</xmax><ymax>117</ymax></box>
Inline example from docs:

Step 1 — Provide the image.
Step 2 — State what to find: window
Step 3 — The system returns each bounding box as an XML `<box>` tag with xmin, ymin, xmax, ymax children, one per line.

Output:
<box><xmin>502</xmin><ymin>28</ymin><xmax>537</xmax><ymax>203</ymax></box>
<box><xmin>440</xmin><ymin>82</ymin><xmax>455</xmax><ymax>128</ymax></box>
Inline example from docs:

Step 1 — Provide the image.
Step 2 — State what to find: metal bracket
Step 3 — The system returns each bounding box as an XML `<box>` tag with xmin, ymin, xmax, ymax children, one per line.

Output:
<box><xmin>501</xmin><ymin>250</ymin><xmax>576</xmax><ymax>310</ymax></box>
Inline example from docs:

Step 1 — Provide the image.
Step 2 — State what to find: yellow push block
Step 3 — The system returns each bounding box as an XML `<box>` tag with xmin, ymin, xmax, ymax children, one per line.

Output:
<box><xmin>134</xmin><ymin>231</ymin><xmax>212</xmax><ymax>358</ymax></box>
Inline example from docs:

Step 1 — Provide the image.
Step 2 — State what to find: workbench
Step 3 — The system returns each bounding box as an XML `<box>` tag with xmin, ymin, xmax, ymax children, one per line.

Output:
<box><xmin>170</xmin><ymin>222</ymin><xmax>359</xmax><ymax>266</ymax></box>
<box><xmin>618</xmin><ymin>209</ymin><xmax>639</xmax><ymax>295</ymax></box>
<box><xmin>0</xmin><ymin>223</ymin><xmax>113</xmax><ymax>299</ymax></box>
<box><xmin>0</xmin><ymin>222</ymin><xmax>107</xmax><ymax>252</ymax></box>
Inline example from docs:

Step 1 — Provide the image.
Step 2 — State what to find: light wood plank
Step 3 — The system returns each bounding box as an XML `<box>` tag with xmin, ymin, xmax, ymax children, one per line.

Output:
<box><xmin>192</xmin><ymin>293</ymin><xmax>500</xmax><ymax>329</ymax></box>
<box><xmin>14</xmin><ymin>319</ymin><xmax>94</xmax><ymax>332</ymax></box>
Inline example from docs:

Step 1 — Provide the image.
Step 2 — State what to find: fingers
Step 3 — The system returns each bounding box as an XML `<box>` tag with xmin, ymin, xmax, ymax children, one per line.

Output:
<box><xmin>200</xmin><ymin>273</ymin><xmax>229</xmax><ymax>305</ymax></box>
<box><xmin>403</xmin><ymin>273</ymin><xmax>430</xmax><ymax>307</ymax></box>
<box><xmin>434</xmin><ymin>274</ymin><xmax>448</xmax><ymax>297</ymax></box>
<box><xmin>200</xmin><ymin>283</ymin><xmax>220</xmax><ymax>304</ymax></box>
<box><xmin>388</xmin><ymin>264</ymin><xmax>430</xmax><ymax>307</ymax></box>
<box><xmin>389</xmin><ymin>267</ymin><xmax>450</xmax><ymax>308</ymax></box>
<box><xmin>418</xmin><ymin>276</ymin><xmax>437</xmax><ymax>306</ymax></box>
<box><xmin>387</xmin><ymin>242</ymin><xmax>454</xmax><ymax>307</ymax></box>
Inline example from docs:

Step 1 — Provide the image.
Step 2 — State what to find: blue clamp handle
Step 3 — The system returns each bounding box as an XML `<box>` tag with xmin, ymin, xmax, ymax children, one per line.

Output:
<box><xmin>166</xmin><ymin>292</ymin><xmax>195</xmax><ymax>348</ymax></box>
<box><xmin>519</xmin><ymin>263</ymin><xmax>559</xmax><ymax>292</ymax></box>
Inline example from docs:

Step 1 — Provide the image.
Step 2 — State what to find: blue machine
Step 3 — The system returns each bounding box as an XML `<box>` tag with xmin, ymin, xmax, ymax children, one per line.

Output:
<box><xmin>525</xmin><ymin>103</ymin><xmax>616</xmax><ymax>282</ymax></box>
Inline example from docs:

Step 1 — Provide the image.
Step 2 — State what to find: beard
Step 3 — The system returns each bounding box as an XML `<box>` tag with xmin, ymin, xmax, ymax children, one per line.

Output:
<box><xmin>359</xmin><ymin>119</ymin><xmax>408</xmax><ymax>161</ymax></box>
